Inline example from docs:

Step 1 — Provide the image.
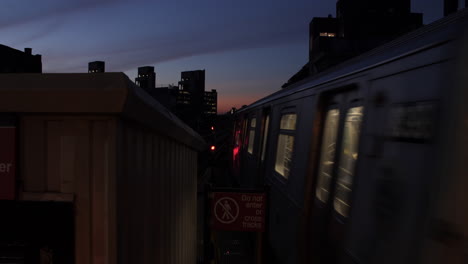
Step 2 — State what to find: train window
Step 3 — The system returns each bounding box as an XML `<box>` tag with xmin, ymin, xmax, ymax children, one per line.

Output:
<box><xmin>275</xmin><ymin>113</ymin><xmax>297</xmax><ymax>179</ymax></box>
<box><xmin>247</xmin><ymin>117</ymin><xmax>257</xmax><ymax>154</ymax></box>
<box><xmin>233</xmin><ymin>120</ymin><xmax>242</xmax><ymax>159</ymax></box>
<box><xmin>315</xmin><ymin>109</ymin><xmax>340</xmax><ymax>203</ymax></box>
<box><xmin>260</xmin><ymin>115</ymin><xmax>270</xmax><ymax>161</ymax></box>
<box><xmin>242</xmin><ymin>119</ymin><xmax>248</xmax><ymax>147</ymax></box>
<box><xmin>333</xmin><ymin>106</ymin><xmax>364</xmax><ymax>217</ymax></box>
<box><xmin>234</xmin><ymin>121</ymin><xmax>241</xmax><ymax>145</ymax></box>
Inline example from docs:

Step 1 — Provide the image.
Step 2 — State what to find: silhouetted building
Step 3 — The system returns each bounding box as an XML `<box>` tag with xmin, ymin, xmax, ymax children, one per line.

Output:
<box><xmin>444</xmin><ymin>0</ymin><xmax>467</xmax><ymax>16</ymax></box>
<box><xmin>309</xmin><ymin>15</ymin><xmax>339</xmax><ymax>61</ymax></box>
<box><xmin>445</xmin><ymin>0</ymin><xmax>459</xmax><ymax>16</ymax></box>
<box><xmin>204</xmin><ymin>89</ymin><xmax>217</xmax><ymax>116</ymax></box>
<box><xmin>336</xmin><ymin>0</ymin><xmax>421</xmax><ymax>40</ymax></box>
<box><xmin>283</xmin><ymin>0</ymin><xmax>423</xmax><ymax>88</ymax></box>
<box><xmin>177</xmin><ymin>70</ymin><xmax>206</xmax><ymax>126</ymax></box>
<box><xmin>0</xmin><ymin>45</ymin><xmax>42</xmax><ymax>73</ymax></box>
<box><xmin>179</xmin><ymin>70</ymin><xmax>205</xmax><ymax>112</ymax></box>
<box><xmin>138</xmin><ymin>69</ymin><xmax>217</xmax><ymax>132</ymax></box>
<box><xmin>88</xmin><ymin>61</ymin><xmax>105</xmax><ymax>73</ymax></box>
<box><xmin>135</xmin><ymin>66</ymin><xmax>156</xmax><ymax>90</ymax></box>
<box><xmin>151</xmin><ymin>85</ymin><xmax>178</xmax><ymax>112</ymax></box>
<box><xmin>176</xmin><ymin>88</ymin><xmax>191</xmax><ymax>109</ymax></box>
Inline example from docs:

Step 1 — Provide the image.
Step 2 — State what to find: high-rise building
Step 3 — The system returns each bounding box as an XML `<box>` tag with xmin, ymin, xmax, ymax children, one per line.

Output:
<box><xmin>179</xmin><ymin>70</ymin><xmax>205</xmax><ymax>113</ymax></box>
<box><xmin>308</xmin><ymin>15</ymin><xmax>339</xmax><ymax>62</ymax></box>
<box><xmin>135</xmin><ymin>66</ymin><xmax>156</xmax><ymax>90</ymax></box>
<box><xmin>284</xmin><ymin>0</ymin><xmax>423</xmax><ymax>88</ymax></box>
<box><xmin>204</xmin><ymin>89</ymin><xmax>217</xmax><ymax>116</ymax></box>
<box><xmin>0</xmin><ymin>45</ymin><xmax>42</xmax><ymax>73</ymax></box>
<box><xmin>336</xmin><ymin>0</ymin><xmax>422</xmax><ymax>40</ymax></box>
<box><xmin>444</xmin><ymin>0</ymin><xmax>467</xmax><ymax>16</ymax></box>
<box><xmin>177</xmin><ymin>70</ymin><xmax>206</xmax><ymax>124</ymax></box>
<box><xmin>139</xmin><ymin>69</ymin><xmax>217</xmax><ymax>131</ymax></box>
<box><xmin>151</xmin><ymin>85</ymin><xmax>179</xmax><ymax>112</ymax></box>
<box><xmin>88</xmin><ymin>61</ymin><xmax>105</xmax><ymax>73</ymax></box>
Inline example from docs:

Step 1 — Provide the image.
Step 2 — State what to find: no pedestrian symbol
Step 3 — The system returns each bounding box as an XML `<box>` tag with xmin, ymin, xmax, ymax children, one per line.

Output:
<box><xmin>211</xmin><ymin>191</ymin><xmax>266</xmax><ymax>232</ymax></box>
<box><xmin>214</xmin><ymin>197</ymin><xmax>239</xmax><ymax>224</ymax></box>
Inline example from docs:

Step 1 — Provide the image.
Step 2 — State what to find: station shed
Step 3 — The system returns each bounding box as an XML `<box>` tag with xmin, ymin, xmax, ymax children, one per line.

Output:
<box><xmin>0</xmin><ymin>73</ymin><xmax>205</xmax><ymax>264</ymax></box>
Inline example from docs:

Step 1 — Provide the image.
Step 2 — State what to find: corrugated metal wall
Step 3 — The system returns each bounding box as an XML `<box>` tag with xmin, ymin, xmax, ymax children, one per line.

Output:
<box><xmin>117</xmin><ymin>121</ymin><xmax>198</xmax><ymax>264</ymax></box>
<box><xmin>20</xmin><ymin>116</ymin><xmax>198</xmax><ymax>263</ymax></box>
<box><xmin>21</xmin><ymin>116</ymin><xmax>117</xmax><ymax>264</ymax></box>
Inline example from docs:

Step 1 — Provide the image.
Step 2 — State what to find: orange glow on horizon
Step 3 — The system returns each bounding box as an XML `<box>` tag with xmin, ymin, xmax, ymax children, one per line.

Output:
<box><xmin>217</xmin><ymin>93</ymin><xmax>268</xmax><ymax>114</ymax></box>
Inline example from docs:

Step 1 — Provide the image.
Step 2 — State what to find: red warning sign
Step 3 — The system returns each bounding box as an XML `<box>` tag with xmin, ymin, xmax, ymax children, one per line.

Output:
<box><xmin>211</xmin><ymin>192</ymin><xmax>266</xmax><ymax>232</ymax></box>
<box><xmin>0</xmin><ymin>127</ymin><xmax>16</xmax><ymax>200</ymax></box>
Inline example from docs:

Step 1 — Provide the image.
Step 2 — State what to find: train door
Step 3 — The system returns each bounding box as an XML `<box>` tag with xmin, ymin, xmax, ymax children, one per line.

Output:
<box><xmin>257</xmin><ymin>108</ymin><xmax>271</xmax><ymax>186</ymax></box>
<box><xmin>308</xmin><ymin>87</ymin><xmax>365</xmax><ymax>263</ymax></box>
<box><xmin>232</xmin><ymin>119</ymin><xmax>243</xmax><ymax>182</ymax></box>
<box><xmin>232</xmin><ymin>116</ymin><xmax>248</xmax><ymax>186</ymax></box>
<box><xmin>243</xmin><ymin>114</ymin><xmax>259</xmax><ymax>187</ymax></box>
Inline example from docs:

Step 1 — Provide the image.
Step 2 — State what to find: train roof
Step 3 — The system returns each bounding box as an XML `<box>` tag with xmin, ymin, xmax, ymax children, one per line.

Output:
<box><xmin>238</xmin><ymin>8</ymin><xmax>468</xmax><ymax>113</ymax></box>
<box><xmin>0</xmin><ymin>72</ymin><xmax>206</xmax><ymax>151</ymax></box>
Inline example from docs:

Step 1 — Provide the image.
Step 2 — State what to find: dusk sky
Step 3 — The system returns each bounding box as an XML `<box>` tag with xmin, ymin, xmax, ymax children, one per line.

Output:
<box><xmin>1</xmin><ymin>0</ymin><xmax>443</xmax><ymax>113</ymax></box>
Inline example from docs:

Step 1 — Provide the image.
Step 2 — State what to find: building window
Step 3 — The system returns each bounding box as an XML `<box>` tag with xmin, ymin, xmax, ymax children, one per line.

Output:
<box><xmin>319</xmin><ymin>32</ymin><xmax>336</xmax><ymax>37</ymax></box>
<box><xmin>274</xmin><ymin>113</ymin><xmax>297</xmax><ymax>179</ymax></box>
<box><xmin>247</xmin><ymin>117</ymin><xmax>256</xmax><ymax>154</ymax></box>
<box><xmin>315</xmin><ymin>109</ymin><xmax>340</xmax><ymax>203</ymax></box>
<box><xmin>260</xmin><ymin>115</ymin><xmax>270</xmax><ymax>161</ymax></box>
<box><xmin>333</xmin><ymin>106</ymin><xmax>364</xmax><ymax>217</ymax></box>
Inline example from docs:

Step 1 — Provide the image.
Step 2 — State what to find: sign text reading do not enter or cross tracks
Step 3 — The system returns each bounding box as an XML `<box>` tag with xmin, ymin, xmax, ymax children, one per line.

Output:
<box><xmin>211</xmin><ymin>191</ymin><xmax>266</xmax><ymax>232</ymax></box>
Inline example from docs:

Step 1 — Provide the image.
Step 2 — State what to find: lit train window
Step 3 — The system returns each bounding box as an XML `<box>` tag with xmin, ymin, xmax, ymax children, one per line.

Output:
<box><xmin>247</xmin><ymin>118</ymin><xmax>257</xmax><ymax>154</ymax></box>
<box><xmin>315</xmin><ymin>109</ymin><xmax>340</xmax><ymax>203</ymax></box>
<box><xmin>275</xmin><ymin>113</ymin><xmax>297</xmax><ymax>179</ymax></box>
<box><xmin>260</xmin><ymin>115</ymin><xmax>270</xmax><ymax>161</ymax></box>
<box><xmin>333</xmin><ymin>106</ymin><xmax>364</xmax><ymax>217</ymax></box>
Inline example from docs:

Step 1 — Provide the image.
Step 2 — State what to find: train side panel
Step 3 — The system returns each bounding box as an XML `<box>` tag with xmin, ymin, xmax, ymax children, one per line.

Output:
<box><xmin>419</xmin><ymin>29</ymin><xmax>468</xmax><ymax>264</ymax></box>
<box><xmin>344</xmin><ymin>56</ymin><xmax>449</xmax><ymax>263</ymax></box>
<box><xmin>263</xmin><ymin>94</ymin><xmax>317</xmax><ymax>264</ymax></box>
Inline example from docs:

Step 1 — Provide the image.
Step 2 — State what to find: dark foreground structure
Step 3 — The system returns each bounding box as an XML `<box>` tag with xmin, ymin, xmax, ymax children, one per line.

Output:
<box><xmin>231</xmin><ymin>9</ymin><xmax>468</xmax><ymax>264</ymax></box>
<box><xmin>0</xmin><ymin>73</ymin><xmax>204</xmax><ymax>263</ymax></box>
<box><xmin>0</xmin><ymin>45</ymin><xmax>42</xmax><ymax>73</ymax></box>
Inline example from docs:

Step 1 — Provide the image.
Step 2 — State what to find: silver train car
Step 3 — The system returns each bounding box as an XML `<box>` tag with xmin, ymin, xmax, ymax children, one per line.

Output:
<box><xmin>231</xmin><ymin>9</ymin><xmax>468</xmax><ymax>264</ymax></box>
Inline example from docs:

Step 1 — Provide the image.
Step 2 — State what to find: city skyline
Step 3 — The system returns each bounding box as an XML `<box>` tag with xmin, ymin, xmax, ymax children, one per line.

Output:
<box><xmin>1</xmin><ymin>0</ymin><xmax>443</xmax><ymax>113</ymax></box>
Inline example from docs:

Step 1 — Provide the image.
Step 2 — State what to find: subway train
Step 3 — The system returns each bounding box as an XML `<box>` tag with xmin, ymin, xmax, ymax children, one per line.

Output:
<box><xmin>231</xmin><ymin>9</ymin><xmax>468</xmax><ymax>264</ymax></box>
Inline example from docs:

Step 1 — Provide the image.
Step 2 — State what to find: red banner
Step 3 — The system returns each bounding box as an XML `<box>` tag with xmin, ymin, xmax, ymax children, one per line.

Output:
<box><xmin>0</xmin><ymin>127</ymin><xmax>16</xmax><ymax>200</ymax></box>
<box><xmin>211</xmin><ymin>192</ymin><xmax>266</xmax><ymax>232</ymax></box>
